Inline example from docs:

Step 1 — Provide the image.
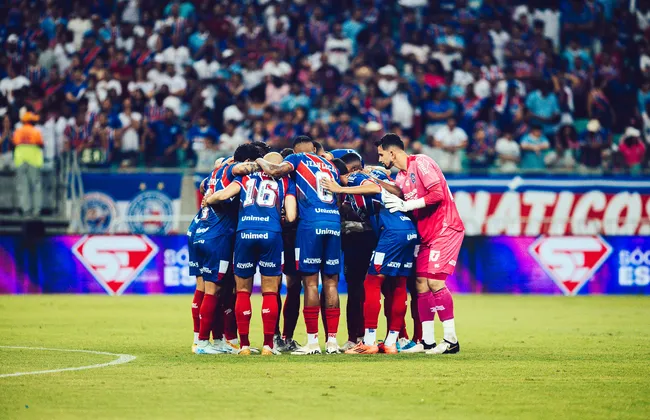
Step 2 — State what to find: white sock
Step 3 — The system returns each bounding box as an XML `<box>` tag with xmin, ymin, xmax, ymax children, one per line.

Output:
<box><xmin>363</xmin><ymin>328</ymin><xmax>377</xmax><ymax>345</ymax></box>
<box><xmin>227</xmin><ymin>337</ymin><xmax>239</xmax><ymax>345</ymax></box>
<box><xmin>384</xmin><ymin>331</ymin><xmax>399</xmax><ymax>347</ymax></box>
<box><xmin>422</xmin><ymin>320</ymin><xmax>435</xmax><ymax>345</ymax></box>
<box><xmin>442</xmin><ymin>319</ymin><xmax>457</xmax><ymax>342</ymax></box>
<box><xmin>307</xmin><ymin>333</ymin><xmax>319</xmax><ymax>345</ymax></box>
<box><xmin>198</xmin><ymin>339</ymin><xmax>209</xmax><ymax>346</ymax></box>
<box><xmin>193</xmin><ymin>332</ymin><xmax>199</xmax><ymax>344</ymax></box>
<box><xmin>327</xmin><ymin>335</ymin><xmax>337</xmax><ymax>344</ymax></box>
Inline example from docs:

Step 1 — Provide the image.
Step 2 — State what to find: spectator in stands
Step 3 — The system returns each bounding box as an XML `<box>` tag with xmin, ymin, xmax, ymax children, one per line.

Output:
<box><xmin>187</xmin><ymin>113</ymin><xmax>218</xmax><ymax>168</ymax></box>
<box><xmin>424</xmin><ymin>89</ymin><xmax>456</xmax><ymax>140</ymax></box>
<box><xmin>327</xmin><ymin>110</ymin><xmax>361</xmax><ymax>150</ymax></box>
<box><xmin>545</xmin><ymin>131</ymin><xmax>577</xmax><ymax>170</ymax></box>
<box><xmin>526</xmin><ymin>80</ymin><xmax>561</xmax><ymax>137</ymax></box>
<box><xmin>144</xmin><ymin>107</ymin><xmax>186</xmax><ymax>167</ymax></box>
<box><xmin>579</xmin><ymin>119</ymin><xmax>610</xmax><ymax>172</ymax></box>
<box><xmin>467</xmin><ymin>125</ymin><xmax>496</xmax><ymax>170</ymax></box>
<box><xmin>520</xmin><ymin>125</ymin><xmax>550</xmax><ymax>171</ymax></box>
<box><xmin>433</xmin><ymin>117</ymin><xmax>468</xmax><ymax>173</ymax></box>
<box><xmin>618</xmin><ymin>127</ymin><xmax>646</xmax><ymax>174</ymax></box>
<box><xmin>12</xmin><ymin>110</ymin><xmax>43</xmax><ymax>216</ymax></box>
<box><xmin>495</xmin><ymin>131</ymin><xmax>521</xmax><ymax>172</ymax></box>
<box><xmin>0</xmin><ymin>115</ymin><xmax>13</xmax><ymax>170</ymax></box>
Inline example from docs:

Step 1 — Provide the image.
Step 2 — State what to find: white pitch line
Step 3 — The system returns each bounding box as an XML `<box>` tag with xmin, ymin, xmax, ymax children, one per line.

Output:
<box><xmin>0</xmin><ymin>346</ymin><xmax>136</xmax><ymax>378</ymax></box>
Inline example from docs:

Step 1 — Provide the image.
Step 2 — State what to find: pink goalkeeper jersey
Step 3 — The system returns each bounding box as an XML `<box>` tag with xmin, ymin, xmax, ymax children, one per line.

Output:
<box><xmin>395</xmin><ymin>154</ymin><xmax>464</xmax><ymax>244</ymax></box>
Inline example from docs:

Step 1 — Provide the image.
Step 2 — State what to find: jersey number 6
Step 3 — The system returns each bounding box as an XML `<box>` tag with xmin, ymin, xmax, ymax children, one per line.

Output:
<box><xmin>316</xmin><ymin>172</ymin><xmax>335</xmax><ymax>203</ymax></box>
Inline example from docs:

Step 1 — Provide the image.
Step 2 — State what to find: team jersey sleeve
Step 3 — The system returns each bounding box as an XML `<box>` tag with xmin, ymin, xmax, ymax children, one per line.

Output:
<box><xmin>233</xmin><ymin>175</ymin><xmax>245</xmax><ymax>188</ymax></box>
<box><xmin>414</xmin><ymin>156</ymin><xmax>441</xmax><ymax>191</ymax></box>
<box><xmin>286</xmin><ymin>178</ymin><xmax>296</xmax><ymax>196</ymax></box>
<box><xmin>283</xmin><ymin>153</ymin><xmax>300</xmax><ymax>171</ymax></box>
<box><xmin>225</xmin><ymin>164</ymin><xmax>237</xmax><ymax>181</ymax></box>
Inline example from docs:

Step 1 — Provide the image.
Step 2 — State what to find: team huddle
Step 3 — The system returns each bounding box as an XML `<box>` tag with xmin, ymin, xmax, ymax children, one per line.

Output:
<box><xmin>187</xmin><ymin>133</ymin><xmax>465</xmax><ymax>356</ymax></box>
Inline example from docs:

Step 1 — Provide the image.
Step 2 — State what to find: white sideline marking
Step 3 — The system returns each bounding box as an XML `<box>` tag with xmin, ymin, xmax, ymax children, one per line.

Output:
<box><xmin>0</xmin><ymin>346</ymin><xmax>136</xmax><ymax>378</ymax></box>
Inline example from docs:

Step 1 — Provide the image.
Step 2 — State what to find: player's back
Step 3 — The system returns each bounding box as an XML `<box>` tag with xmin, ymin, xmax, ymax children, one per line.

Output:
<box><xmin>234</xmin><ymin>171</ymin><xmax>294</xmax><ymax>233</ymax></box>
<box><xmin>397</xmin><ymin>154</ymin><xmax>464</xmax><ymax>243</ymax></box>
<box><xmin>195</xmin><ymin>164</ymin><xmax>238</xmax><ymax>238</ymax></box>
<box><xmin>283</xmin><ymin>152</ymin><xmax>340</xmax><ymax>224</ymax></box>
<box><xmin>346</xmin><ymin>172</ymin><xmax>415</xmax><ymax>235</ymax></box>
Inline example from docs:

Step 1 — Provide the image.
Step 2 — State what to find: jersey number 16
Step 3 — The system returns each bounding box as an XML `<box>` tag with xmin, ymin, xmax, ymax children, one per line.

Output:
<box><xmin>243</xmin><ymin>179</ymin><xmax>278</xmax><ymax>208</ymax></box>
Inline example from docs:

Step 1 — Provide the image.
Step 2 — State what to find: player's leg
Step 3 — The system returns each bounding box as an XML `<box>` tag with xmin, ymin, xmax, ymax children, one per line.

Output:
<box><xmin>194</xmin><ymin>241</ymin><xmax>226</xmax><ymax>355</ymax></box>
<box><xmin>291</xmin><ymin>224</ymin><xmax>322</xmax><ymax>355</ymax></box>
<box><xmin>426</xmin><ymin>230</ymin><xmax>464</xmax><ymax>355</ymax></box>
<box><xmin>408</xmin><ymin>274</ymin><xmax>422</xmax><ymax>343</ymax></box>
<box><xmin>221</xmin><ymin>275</ymin><xmax>239</xmax><ymax>351</ymax></box>
<box><xmin>385</xmin><ymin>276</ymin><xmax>408</xmax><ymax>353</ymax></box>
<box><xmin>322</xmin><ymin>226</ymin><xmax>342</xmax><ymax>354</ymax></box>
<box><xmin>345</xmin><ymin>269</ymin><xmax>382</xmax><ymax>354</ymax></box>
<box><xmin>415</xmin><ymin>244</ymin><xmax>439</xmax><ymax>351</ymax></box>
<box><xmin>233</xmin><ymin>233</ymin><xmax>258</xmax><ymax>355</ymax></box>
<box><xmin>259</xmin><ymin>231</ymin><xmax>282</xmax><ymax>355</ymax></box>
<box><xmin>273</xmin><ymin>276</ymin><xmax>283</xmax><ymax>349</ymax></box>
<box><xmin>280</xmin><ymin>273</ymin><xmax>302</xmax><ymax>350</ymax></box>
<box><xmin>342</xmin><ymin>231</ymin><xmax>374</xmax><ymax>350</ymax></box>
<box><xmin>188</xmin><ymin>237</ymin><xmax>203</xmax><ymax>353</ymax></box>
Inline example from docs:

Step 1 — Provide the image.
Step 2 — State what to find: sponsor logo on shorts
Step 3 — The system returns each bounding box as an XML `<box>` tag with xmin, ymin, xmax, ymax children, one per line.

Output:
<box><xmin>315</xmin><ymin>208</ymin><xmax>339</xmax><ymax>215</ymax></box>
<box><xmin>316</xmin><ymin>228</ymin><xmax>340</xmax><ymax>236</ymax></box>
<box><xmin>236</xmin><ymin>262</ymin><xmax>255</xmax><ymax>269</ymax></box>
<box><xmin>186</xmin><ymin>230</ymin><xmax>192</xmax><ymax>237</ymax></box>
<box><xmin>193</xmin><ymin>240</ymin><xmax>205</xmax><ymax>244</ymax></box>
<box><xmin>400</xmin><ymin>216</ymin><xmax>412</xmax><ymax>222</ymax></box>
<box><xmin>404</xmin><ymin>262</ymin><xmax>413</xmax><ymax>268</ymax></box>
<box><xmin>241</xmin><ymin>232</ymin><xmax>269</xmax><ymax>240</ymax></box>
<box><xmin>407</xmin><ymin>233</ymin><xmax>417</xmax><ymax>241</ymax></box>
<box><xmin>259</xmin><ymin>261</ymin><xmax>277</xmax><ymax>268</ymax></box>
<box><xmin>387</xmin><ymin>262</ymin><xmax>401</xmax><ymax>268</ymax></box>
<box><xmin>242</xmin><ymin>215</ymin><xmax>270</xmax><ymax>222</ymax></box>
<box><xmin>189</xmin><ymin>261</ymin><xmax>199</xmax><ymax>267</ymax></box>
<box><xmin>304</xmin><ymin>257</ymin><xmax>322</xmax><ymax>264</ymax></box>
<box><xmin>326</xmin><ymin>259</ymin><xmax>339</xmax><ymax>265</ymax></box>
<box><xmin>449</xmin><ymin>259</ymin><xmax>456</xmax><ymax>267</ymax></box>
<box><xmin>433</xmin><ymin>305</ymin><xmax>446</xmax><ymax>311</ymax></box>
<box><xmin>200</xmin><ymin>267</ymin><xmax>212</xmax><ymax>274</ymax></box>
<box><xmin>196</xmin><ymin>227</ymin><xmax>210</xmax><ymax>234</ymax></box>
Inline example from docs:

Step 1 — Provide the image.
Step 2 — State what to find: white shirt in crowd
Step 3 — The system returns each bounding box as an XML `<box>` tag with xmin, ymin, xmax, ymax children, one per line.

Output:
<box><xmin>242</xmin><ymin>68</ymin><xmax>265</xmax><ymax>90</ymax></box>
<box><xmin>163</xmin><ymin>45</ymin><xmax>191</xmax><ymax>72</ymax></box>
<box><xmin>265</xmin><ymin>8</ymin><xmax>290</xmax><ymax>34</ymax></box>
<box><xmin>127</xmin><ymin>80</ymin><xmax>155</xmax><ymax>96</ymax></box>
<box><xmin>0</xmin><ymin>76</ymin><xmax>31</xmax><ymax>102</ymax></box>
<box><xmin>391</xmin><ymin>92</ymin><xmax>414</xmax><ymax>129</ymax></box>
<box><xmin>489</xmin><ymin>29</ymin><xmax>510</xmax><ymax>67</ymax></box>
<box><xmin>431</xmin><ymin>50</ymin><xmax>462</xmax><ymax>73</ymax></box>
<box><xmin>400</xmin><ymin>43</ymin><xmax>430</xmax><ymax>64</ymax></box>
<box><xmin>218</xmin><ymin>130</ymin><xmax>247</xmax><ymax>152</ymax></box>
<box><xmin>193</xmin><ymin>59</ymin><xmax>220</xmax><ymax>80</ymax></box>
<box><xmin>495</xmin><ymin>136</ymin><xmax>521</xmax><ymax>172</ymax></box>
<box><xmin>116</xmin><ymin>35</ymin><xmax>135</xmax><ymax>53</ymax></box>
<box><xmin>262</xmin><ymin>60</ymin><xmax>292</xmax><ymax>78</ymax></box>
<box><xmin>163</xmin><ymin>96</ymin><xmax>182</xmax><ymax>117</ymax></box>
<box><xmin>324</xmin><ymin>36</ymin><xmax>353</xmax><ymax>73</ymax></box>
<box><xmin>67</xmin><ymin>17</ymin><xmax>92</xmax><ymax>49</ymax></box>
<box><xmin>434</xmin><ymin>125</ymin><xmax>468</xmax><ymax>172</ymax></box>
<box><xmin>120</xmin><ymin>0</ymin><xmax>140</xmax><ymax>24</ymax></box>
<box><xmin>118</xmin><ymin>112</ymin><xmax>142</xmax><ymax>152</ymax></box>
<box><xmin>53</xmin><ymin>43</ymin><xmax>75</xmax><ymax>72</ymax></box>
<box><xmin>223</xmin><ymin>104</ymin><xmax>245</xmax><ymax>122</ymax></box>
<box><xmin>96</xmin><ymin>79</ymin><xmax>123</xmax><ymax>102</ymax></box>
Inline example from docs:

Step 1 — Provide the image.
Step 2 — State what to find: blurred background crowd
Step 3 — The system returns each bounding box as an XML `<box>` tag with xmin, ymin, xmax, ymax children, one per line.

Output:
<box><xmin>1</xmin><ymin>0</ymin><xmax>650</xmax><ymax>175</ymax></box>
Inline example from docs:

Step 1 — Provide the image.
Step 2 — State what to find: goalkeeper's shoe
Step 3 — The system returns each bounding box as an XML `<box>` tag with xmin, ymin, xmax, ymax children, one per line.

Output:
<box><xmin>398</xmin><ymin>338</ymin><xmax>423</xmax><ymax>353</ymax></box>
<box><xmin>325</xmin><ymin>342</ymin><xmax>340</xmax><ymax>354</ymax></box>
<box><xmin>261</xmin><ymin>345</ymin><xmax>282</xmax><ymax>356</ymax></box>
<box><xmin>195</xmin><ymin>340</ymin><xmax>226</xmax><ymax>355</ymax></box>
<box><xmin>290</xmin><ymin>343</ymin><xmax>322</xmax><ymax>355</ymax></box>
<box><xmin>344</xmin><ymin>342</ymin><xmax>379</xmax><ymax>354</ymax></box>
<box><xmin>426</xmin><ymin>339</ymin><xmax>460</xmax><ymax>355</ymax></box>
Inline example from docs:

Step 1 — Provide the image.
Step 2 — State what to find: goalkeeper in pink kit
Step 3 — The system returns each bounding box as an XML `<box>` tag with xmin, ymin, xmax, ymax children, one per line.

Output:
<box><xmin>376</xmin><ymin>133</ymin><xmax>463</xmax><ymax>354</ymax></box>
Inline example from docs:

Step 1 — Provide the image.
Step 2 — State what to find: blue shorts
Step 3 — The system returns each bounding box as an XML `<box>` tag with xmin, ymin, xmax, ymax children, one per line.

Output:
<box><xmin>234</xmin><ymin>230</ymin><xmax>283</xmax><ymax>278</ymax></box>
<box><xmin>193</xmin><ymin>234</ymin><xmax>234</xmax><ymax>283</ymax></box>
<box><xmin>295</xmin><ymin>221</ymin><xmax>341</xmax><ymax>275</ymax></box>
<box><xmin>369</xmin><ymin>229</ymin><xmax>418</xmax><ymax>277</ymax></box>
<box><xmin>187</xmin><ymin>232</ymin><xmax>200</xmax><ymax>277</ymax></box>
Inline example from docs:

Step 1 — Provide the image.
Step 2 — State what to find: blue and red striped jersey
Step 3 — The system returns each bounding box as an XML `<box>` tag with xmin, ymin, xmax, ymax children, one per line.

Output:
<box><xmin>283</xmin><ymin>153</ymin><xmax>340</xmax><ymax>224</ymax></box>
<box><xmin>195</xmin><ymin>163</ymin><xmax>238</xmax><ymax>236</ymax></box>
<box><xmin>345</xmin><ymin>172</ymin><xmax>415</xmax><ymax>235</ymax></box>
<box><xmin>234</xmin><ymin>172</ymin><xmax>296</xmax><ymax>233</ymax></box>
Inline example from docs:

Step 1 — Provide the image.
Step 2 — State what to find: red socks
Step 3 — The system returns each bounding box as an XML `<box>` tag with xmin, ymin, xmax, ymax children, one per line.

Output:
<box><xmin>192</xmin><ymin>289</ymin><xmax>204</xmax><ymax>334</ymax></box>
<box><xmin>325</xmin><ymin>308</ymin><xmax>340</xmax><ymax>339</ymax></box>
<box><xmin>363</xmin><ymin>274</ymin><xmax>383</xmax><ymax>330</ymax></box>
<box><xmin>222</xmin><ymin>290</ymin><xmax>238</xmax><ymax>341</ymax></box>
<box><xmin>235</xmin><ymin>291</ymin><xmax>252</xmax><ymax>347</ymax></box>
<box><xmin>389</xmin><ymin>277</ymin><xmax>408</xmax><ymax>332</ymax></box>
<box><xmin>262</xmin><ymin>292</ymin><xmax>279</xmax><ymax>348</ymax></box>
<box><xmin>433</xmin><ymin>287</ymin><xmax>454</xmax><ymax>322</ymax></box>
<box><xmin>303</xmin><ymin>305</ymin><xmax>320</xmax><ymax>334</ymax></box>
<box><xmin>282</xmin><ymin>284</ymin><xmax>301</xmax><ymax>339</ymax></box>
<box><xmin>198</xmin><ymin>293</ymin><xmax>217</xmax><ymax>341</ymax></box>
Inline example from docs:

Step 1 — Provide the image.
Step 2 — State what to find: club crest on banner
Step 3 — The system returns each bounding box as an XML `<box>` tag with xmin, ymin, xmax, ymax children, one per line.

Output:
<box><xmin>127</xmin><ymin>191</ymin><xmax>174</xmax><ymax>234</ymax></box>
<box><xmin>79</xmin><ymin>192</ymin><xmax>117</xmax><ymax>233</ymax></box>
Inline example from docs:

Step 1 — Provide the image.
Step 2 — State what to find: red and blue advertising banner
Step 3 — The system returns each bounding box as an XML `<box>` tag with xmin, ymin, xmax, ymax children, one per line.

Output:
<box><xmin>1</xmin><ymin>235</ymin><xmax>649</xmax><ymax>296</ymax></box>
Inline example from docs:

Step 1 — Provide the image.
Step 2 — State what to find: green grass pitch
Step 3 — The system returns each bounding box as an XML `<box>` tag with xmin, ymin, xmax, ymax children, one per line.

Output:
<box><xmin>1</xmin><ymin>295</ymin><xmax>649</xmax><ymax>419</ymax></box>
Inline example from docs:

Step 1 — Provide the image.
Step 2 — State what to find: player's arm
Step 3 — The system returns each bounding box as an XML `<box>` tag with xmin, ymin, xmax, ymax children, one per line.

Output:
<box><xmin>373</xmin><ymin>178</ymin><xmax>402</xmax><ymax>198</ymax></box>
<box><xmin>204</xmin><ymin>182</ymin><xmax>241</xmax><ymax>206</ymax></box>
<box><xmin>199</xmin><ymin>177</ymin><xmax>209</xmax><ymax>195</ymax></box>
<box><xmin>284</xmin><ymin>194</ymin><xmax>297</xmax><ymax>223</ymax></box>
<box><xmin>255</xmin><ymin>158</ymin><xmax>294</xmax><ymax>178</ymax></box>
<box><xmin>231</xmin><ymin>161</ymin><xmax>261</xmax><ymax>176</ymax></box>
<box><xmin>321</xmin><ymin>178</ymin><xmax>380</xmax><ymax>196</ymax></box>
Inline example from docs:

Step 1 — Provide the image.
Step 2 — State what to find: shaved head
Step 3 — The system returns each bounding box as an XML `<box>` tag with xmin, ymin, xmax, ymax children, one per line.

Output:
<box><xmin>264</xmin><ymin>152</ymin><xmax>283</xmax><ymax>164</ymax></box>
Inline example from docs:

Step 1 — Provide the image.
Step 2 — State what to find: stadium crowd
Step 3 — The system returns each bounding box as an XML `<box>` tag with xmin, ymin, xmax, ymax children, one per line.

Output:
<box><xmin>0</xmin><ymin>0</ymin><xmax>649</xmax><ymax>174</ymax></box>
